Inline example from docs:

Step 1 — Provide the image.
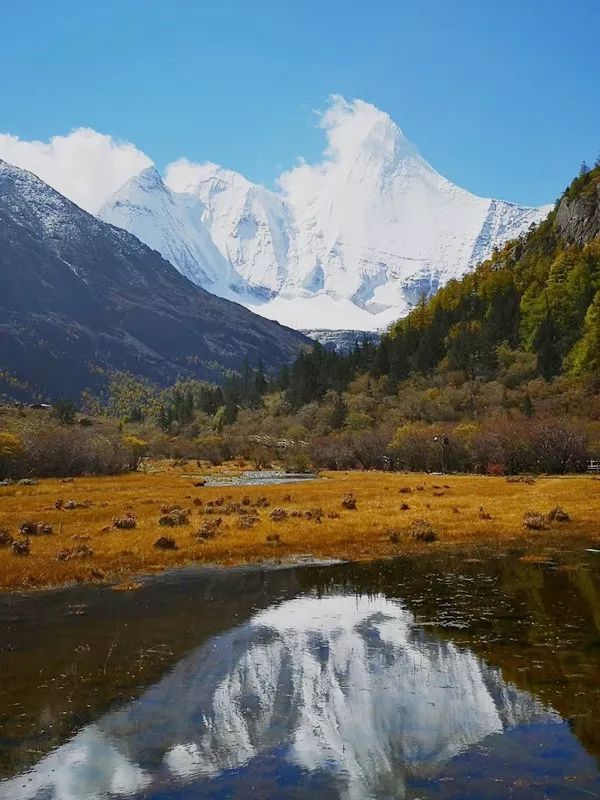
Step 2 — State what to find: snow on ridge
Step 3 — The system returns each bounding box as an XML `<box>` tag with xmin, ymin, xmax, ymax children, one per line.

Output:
<box><xmin>91</xmin><ymin>96</ymin><xmax>551</xmax><ymax>330</ymax></box>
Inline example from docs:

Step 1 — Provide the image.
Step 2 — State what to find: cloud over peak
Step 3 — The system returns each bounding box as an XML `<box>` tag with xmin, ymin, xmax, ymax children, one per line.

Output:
<box><xmin>0</xmin><ymin>128</ymin><xmax>152</xmax><ymax>213</ymax></box>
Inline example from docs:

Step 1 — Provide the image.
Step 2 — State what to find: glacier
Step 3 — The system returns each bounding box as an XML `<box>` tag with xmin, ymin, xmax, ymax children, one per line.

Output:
<box><xmin>96</xmin><ymin>96</ymin><xmax>551</xmax><ymax>332</ymax></box>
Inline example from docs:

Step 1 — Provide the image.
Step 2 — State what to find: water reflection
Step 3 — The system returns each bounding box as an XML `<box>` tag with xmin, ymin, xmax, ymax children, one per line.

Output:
<box><xmin>0</xmin><ymin>592</ymin><xmax>570</xmax><ymax>800</ymax></box>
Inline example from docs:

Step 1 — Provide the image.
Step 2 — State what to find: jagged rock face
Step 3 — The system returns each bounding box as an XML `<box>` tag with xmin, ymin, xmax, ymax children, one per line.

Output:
<box><xmin>0</xmin><ymin>160</ymin><xmax>308</xmax><ymax>399</ymax></box>
<box><xmin>0</xmin><ymin>594</ymin><xmax>556</xmax><ymax>800</ymax></box>
<box><xmin>100</xmin><ymin>98</ymin><xmax>551</xmax><ymax>331</ymax></box>
<box><xmin>556</xmin><ymin>179</ymin><xmax>600</xmax><ymax>246</ymax></box>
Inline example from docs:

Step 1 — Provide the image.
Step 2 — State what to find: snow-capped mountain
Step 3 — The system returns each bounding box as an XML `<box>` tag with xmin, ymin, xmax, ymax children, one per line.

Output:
<box><xmin>0</xmin><ymin>159</ymin><xmax>308</xmax><ymax>399</ymax></box>
<box><xmin>0</xmin><ymin>593</ymin><xmax>557</xmax><ymax>800</ymax></box>
<box><xmin>99</xmin><ymin>165</ymin><xmax>238</xmax><ymax>294</ymax></box>
<box><xmin>166</xmin><ymin>160</ymin><xmax>293</xmax><ymax>296</ymax></box>
<box><xmin>98</xmin><ymin>97</ymin><xmax>551</xmax><ymax>331</ymax></box>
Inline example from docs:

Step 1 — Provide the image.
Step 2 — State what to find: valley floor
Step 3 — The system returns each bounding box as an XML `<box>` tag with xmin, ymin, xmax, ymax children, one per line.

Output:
<box><xmin>0</xmin><ymin>462</ymin><xmax>598</xmax><ymax>591</ymax></box>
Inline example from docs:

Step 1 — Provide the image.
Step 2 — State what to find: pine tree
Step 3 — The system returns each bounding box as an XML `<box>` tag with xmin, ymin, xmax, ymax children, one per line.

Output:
<box><xmin>580</xmin><ymin>161</ymin><xmax>590</xmax><ymax>176</ymax></box>
<box><xmin>278</xmin><ymin>363</ymin><xmax>290</xmax><ymax>391</ymax></box>
<box><xmin>522</xmin><ymin>393</ymin><xmax>534</xmax><ymax>417</ymax></box>
<box><xmin>567</xmin><ymin>292</ymin><xmax>600</xmax><ymax>376</ymax></box>
<box><xmin>330</xmin><ymin>392</ymin><xmax>347</xmax><ymax>430</ymax></box>
<box><xmin>157</xmin><ymin>403</ymin><xmax>172</xmax><ymax>432</ymax></box>
<box><xmin>534</xmin><ymin>313</ymin><xmax>561</xmax><ymax>380</ymax></box>
<box><xmin>183</xmin><ymin>389</ymin><xmax>194</xmax><ymax>423</ymax></box>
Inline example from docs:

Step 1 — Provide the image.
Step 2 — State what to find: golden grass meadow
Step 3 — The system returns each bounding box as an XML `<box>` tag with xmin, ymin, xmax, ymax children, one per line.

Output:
<box><xmin>0</xmin><ymin>460</ymin><xmax>599</xmax><ymax>592</ymax></box>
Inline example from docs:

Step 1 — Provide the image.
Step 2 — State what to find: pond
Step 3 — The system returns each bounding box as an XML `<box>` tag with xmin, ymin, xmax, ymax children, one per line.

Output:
<box><xmin>1</xmin><ymin>550</ymin><xmax>599</xmax><ymax>799</ymax></box>
<box><xmin>200</xmin><ymin>470</ymin><xmax>318</xmax><ymax>487</ymax></box>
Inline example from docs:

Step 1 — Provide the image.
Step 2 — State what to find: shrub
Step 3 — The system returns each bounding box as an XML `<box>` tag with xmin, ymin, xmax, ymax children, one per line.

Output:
<box><xmin>548</xmin><ymin>506</ymin><xmax>570</xmax><ymax>522</ymax></box>
<box><xmin>113</xmin><ymin>515</ymin><xmax>136</xmax><ymax>529</ymax></box>
<box><xmin>486</xmin><ymin>463</ymin><xmax>505</xmax><ymax>476</ymax></box>
<box><xmin>52</xmin><ymin>400</ymin><xmax>77</xmax><ymax>425</ymax></box>
<box><xmin>0</xmin><ymin>529</ymin><xmax>14</xmax><ymax>547</ymax></box>
<box><xmin>196</xmin><ymin>518</ymin><xmax>222</xmax><ymax>539</ymax></box>
<box><xmin>18</xmin><ymin>521</ymin><xmax>37</xmax><ymax>536</ymax></box>
<box><xmin>310</xmin><ymin>433</ymin><xmax>356</xmax><ymax>470</ymax></box>
<box><xmin>195</xmin><ymin>435</ymin><xmax>232</xmax><ymax>466</ymax></box>
<box><xmin>269</xmin><ymin>508</ymin><xmax>288</xmax><ymax>521</ymax></box>
<box><xmin>12</xmin><ymin>539</ymin><xmax>30</xmax><ymax>556</ymax></box>
<box><xmin>154</xmin><ymin>536</ymin><xmax>177</xmax><ymax>550</ymax></box>
<box><xmin>341</xmin><ymin>494</ymin><xmax>357</xmax><ymax>510</ymax></box>
<box><xmin>352</xmin><ymin>430</ymin><xmax>390</xmax><ymax>469</ymax></box>
<box><xmin>122</xmin><ymin>435</ymin><xmax>148</xmax><ymax>470</ymax></box>
<box><xmin>523</xmin><ymin>511</ymin><xmax>548</xmax><ymax>530</ymax></box>
<box><xmin>408</xmin><ymin>520</ymin><xmax>438</xmax><ymax>542</ymax></box>
<box><xmin>282</xmin><ymin>447</ymin><xmax>312</xmax><ymax>474</ymax></box>
<box><xmin>474</xmin><ymin>415</ymin><xmax>588</xmax><ymax>475</ymax></box>
<box><xmin>57</xmin><ymin>545</ymin><xmax>94</xmax><ymax>560</ymax></box>
<box><xmin>389</xmin><ymin>424</ymin><xmax>445</xmax><ymax>472</ymax></box>
<box><xmin>16</xmin><ymin>421</ymin><xmax>130</xmax><ymax>478</ymax></box>
<box><xmin>159</xmin><ymin>508</ymin><xmax>189</xmax><ymax>526</ymax></box>
<box><xmin>17</xmin><ymin>521</ymin><xmax>51</xmax><ymax>536</ymax></box>
<box><xmin>250</xmin><ymin>446</ymin><xmax>272</xmax><ymax>469</ymax></box>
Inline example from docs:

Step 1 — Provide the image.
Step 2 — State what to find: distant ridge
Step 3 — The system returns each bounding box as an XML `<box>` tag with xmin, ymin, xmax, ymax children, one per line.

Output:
<box><xmin>0</xmin><ymin>160</ymin><xmax>308</xmax><ymax>400</ymax></box>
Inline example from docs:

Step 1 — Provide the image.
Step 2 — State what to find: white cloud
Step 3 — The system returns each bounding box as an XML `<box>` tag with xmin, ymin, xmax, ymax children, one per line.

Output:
<box><xmin>0</xmin><ymin>128</ymin><xmax>152</xmax><ymax>213</ymax></box>
<box><xmin>163</xmin><ymin>157</ymin><xmax>212</xmax><ymax>193</ymax></box>
<box><xmin>278</xmin><ymin>95</ymin><xmax>412</xmax><ymax>205</ymax></box>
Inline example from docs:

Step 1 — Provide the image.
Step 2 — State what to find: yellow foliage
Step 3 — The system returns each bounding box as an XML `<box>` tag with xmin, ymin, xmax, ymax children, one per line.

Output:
<box><xmin>0</xmin><ymin>432</ymin><xmax>22</xmax><ymax>459</ymax></box>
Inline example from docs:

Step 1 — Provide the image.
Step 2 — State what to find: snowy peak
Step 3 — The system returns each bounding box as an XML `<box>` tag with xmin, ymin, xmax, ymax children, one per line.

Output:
<box><xmin>98</xmin><ymin>97</ymin><xmax>552</xmax><ymax>331</ymax></box>
<box><xmin>164</xmin><ymin>159</ymin><xmax>292</xmax><ymax>294</ymax></box>
<box><xmin>318</xmin><ymin>96</ymin><xmax>419</xmax><ymax>173</ymax></box>
<box><xmin>99</xmin><ymin>164</ymin><xmax>241</xmax><ymax>294</ymax></box>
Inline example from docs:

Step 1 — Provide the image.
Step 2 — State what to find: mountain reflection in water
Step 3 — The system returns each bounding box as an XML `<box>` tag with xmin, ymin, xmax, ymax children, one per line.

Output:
<box><xmin>1</xmin><ymin>590</ymin><xmax>584</xmax><ymax>800</ymax></box>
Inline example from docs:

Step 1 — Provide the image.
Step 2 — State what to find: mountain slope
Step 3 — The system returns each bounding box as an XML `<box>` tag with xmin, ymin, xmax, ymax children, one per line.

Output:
<box><xmin>0</xmin><ymin>160</ymin><xmax>309</xmax><ymax>400</ymax></box>
<box><xmin>99</xmin><ymin>98</ymin><xmax>550</xmax><ymax>331</ymax></box>
<box><xmin>98</xmin><ymin>166</ymin><xmax>243</xmax><ymax>299</ymax></box>
<box><xmin>284</xmin><ymin>163</ymin><xmax>600</xmax><ymax>397</ymax></box>
<box><xmin>378</xmin><ymin>163</ymin><xmax>600</xmax><ymax>382</ymax></box>
<box><xmin>166</xmin><ymin>160</ymin><xmax>293</xmax><ymax>296</ymax></box>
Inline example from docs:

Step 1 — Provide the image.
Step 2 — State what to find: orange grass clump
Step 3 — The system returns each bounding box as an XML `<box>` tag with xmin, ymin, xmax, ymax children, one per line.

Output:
<box><xmin>0</xmin><ymin>462</ymin><xmax>598</xmax><ymax>591</ymax></box>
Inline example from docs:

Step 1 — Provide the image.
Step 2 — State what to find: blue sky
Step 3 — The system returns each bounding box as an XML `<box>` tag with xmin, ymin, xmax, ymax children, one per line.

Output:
<box><xmin>1</xmin><ymin>0</ymin><xmax>599</xmax><ymax>206</ymax></box>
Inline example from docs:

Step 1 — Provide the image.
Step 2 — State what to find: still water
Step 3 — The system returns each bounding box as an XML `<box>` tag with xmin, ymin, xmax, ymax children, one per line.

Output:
<box><xmin>1</xmin><ymin>551</ymin><xmax>599</xmax><ymax>799</ymax></box>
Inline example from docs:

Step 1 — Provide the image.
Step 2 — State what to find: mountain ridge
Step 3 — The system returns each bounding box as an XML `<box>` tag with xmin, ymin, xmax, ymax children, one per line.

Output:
<box><xmin>100</xmin><ymin>97</ymin><xmax>551</xmax><ymax>331</ymax></box>
<box><xmin>0</xmin><ymin>159</ymin><xmax>309</xmax><ymax>400</ymax></box>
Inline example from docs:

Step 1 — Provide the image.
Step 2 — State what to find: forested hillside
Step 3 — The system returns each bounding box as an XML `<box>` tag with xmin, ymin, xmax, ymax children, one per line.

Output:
<box><xmin>4</xmin><ymin>164</ymin><xmax>598</xmax><ymax>477</ymax></box>
<box><xmin>284</xmin><ymin>161</ymin><xmax>600</xmax><ymax>403</ymax></box>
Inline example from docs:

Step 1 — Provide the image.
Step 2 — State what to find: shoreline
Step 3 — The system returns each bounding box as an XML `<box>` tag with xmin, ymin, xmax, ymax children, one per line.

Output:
<box><xmin>0</xmin><ymin>464</ymin><xmax>598</xmax><ymax>593</ymax></box>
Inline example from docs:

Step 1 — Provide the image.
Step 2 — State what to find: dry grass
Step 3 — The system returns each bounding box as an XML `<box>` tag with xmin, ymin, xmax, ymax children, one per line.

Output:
<box><xmin>0</xmin><ymin>462</ymin><xmax>599</xmax><ymax>591</ymax></box>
